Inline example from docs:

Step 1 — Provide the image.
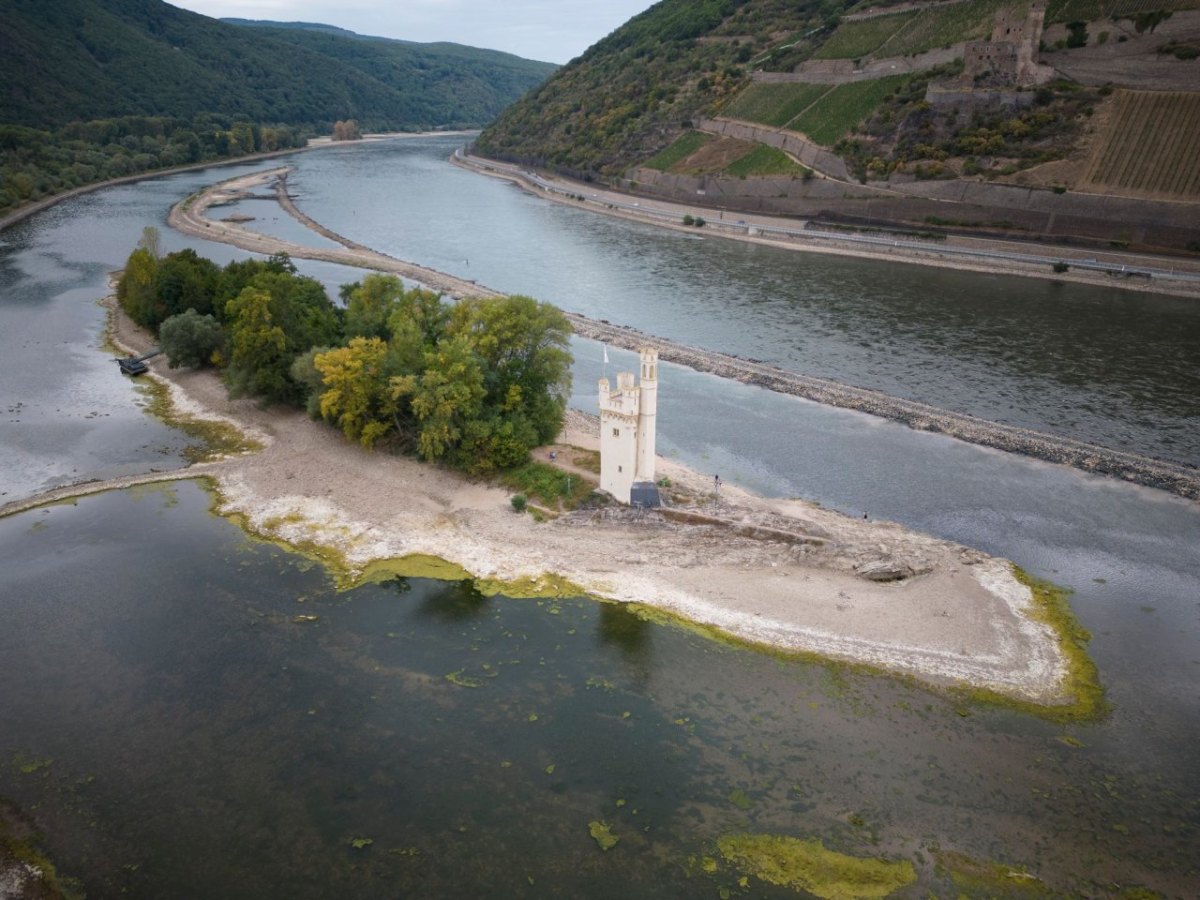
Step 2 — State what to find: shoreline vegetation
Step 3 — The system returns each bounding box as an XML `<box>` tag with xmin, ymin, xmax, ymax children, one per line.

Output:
<box><xmin>5</xmin><ymin>204</ymin><xmax>1114</xmax><ymax>722</ymax></box>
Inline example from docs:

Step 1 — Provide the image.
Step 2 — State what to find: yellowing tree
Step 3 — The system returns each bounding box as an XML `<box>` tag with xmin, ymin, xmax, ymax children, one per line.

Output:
<box><xmin>315</xmin><ymin>337</ymin><xmax>396</xmax><ymax>447</ymax></box>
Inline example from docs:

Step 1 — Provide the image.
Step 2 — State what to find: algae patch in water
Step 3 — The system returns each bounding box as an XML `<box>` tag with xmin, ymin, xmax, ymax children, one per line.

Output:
<box><xmin>359</xmin><ymin>554</ymin><xmax>473</xmax><ymax>586</ymax></box>
<box><xmin>133</xmin><ymin>373</ymin><xmax>260</xmax><ymax>464</ymax></box>
<box><xmin>934</xmin><ymin>850</ymin><xmax>1048</xmax><ymax>897</ymax></box>
<box><xmin>717</xmin><ymin>833</ymin><xmax>915</xmax><ymax>899</ymax></box>
<box><xmin>445</xmin><ymin>670</ymin><xmax>486</xmax><ymax>688</ymax></box>
<box><xmin>588</xmin><ymin>820</ymin><xmax>619</xmax><ymax>851</ymax></box>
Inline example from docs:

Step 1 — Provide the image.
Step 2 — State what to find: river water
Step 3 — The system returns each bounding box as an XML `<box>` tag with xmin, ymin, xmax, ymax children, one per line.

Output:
<box><xmin>0</xmin><ymin>138</ymin><xmax>1197</xmax><ymax>897</ymax></box>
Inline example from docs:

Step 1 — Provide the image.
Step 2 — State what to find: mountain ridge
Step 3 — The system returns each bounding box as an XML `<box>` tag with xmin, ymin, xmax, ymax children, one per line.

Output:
<box><xmin>0</xmin><ymin>0</ymin><xmax>556</xmax><ymax>131</ymax></box>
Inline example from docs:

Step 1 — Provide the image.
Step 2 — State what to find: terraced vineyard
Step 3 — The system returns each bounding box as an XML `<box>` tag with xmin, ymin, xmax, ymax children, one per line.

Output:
<box><xmin>720</xmin><ymin>82</ymin><xmax>833</xmax><ymax>127</ymax></box>
<box><xmin>645</xmin><ymin>131</ymin><xmax>714</xmax><ymax>171</ymax></box>
<box><xmin>1046</xmin><ymin>0</ymin><xmax>1200</xmax><ymax>23</ymax></box>
<box><xmin>789</xmin><ymin>75</ymin><xmax>910</xmax><ymax>145</ymax></box>
<box><xmin>882</xmin><ymin>0</ymin><xmax>1015</xmax><ymax>58</ymax></box>
<box><xmin>724</xmin><ymin>144</ymin><xmax>808</xmax><ymax>176</ymax></box>
<box><xmin>812</xmin><ymin>10</ymin><xmax>919</xmax><ymax>59</ymax></box>
<box><xmin>1082</xmin><ymin>90</ymin><xmax>1200</xmax><ymax>198</ymax></box>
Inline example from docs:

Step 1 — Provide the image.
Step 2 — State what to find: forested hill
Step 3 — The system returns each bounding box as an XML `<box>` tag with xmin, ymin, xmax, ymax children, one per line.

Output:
<box><xmin>0</xmin><ymin>0</ymin><xmax>557</xmax><ymax>131</ymax></box>
<box><xmin>220</xmin><ymin>20</ymin><xmax>557</xmax><ymax>129</ymax></box>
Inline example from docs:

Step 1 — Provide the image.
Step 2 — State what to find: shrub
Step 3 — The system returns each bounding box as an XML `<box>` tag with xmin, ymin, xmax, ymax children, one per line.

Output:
<box><xmin>1052</xmin><ymin>261</ymin><xmax>1070</xmax><ymax>273</ymax></box>
<box><xmin>159</xmin><ymin>308</ymin><xmax>224</xmax><ymax>369</ymax></box>
<box><xmin>511</xmin><ymin>494</ymin><xmax>528</xmax><ymax>513</ymax></box>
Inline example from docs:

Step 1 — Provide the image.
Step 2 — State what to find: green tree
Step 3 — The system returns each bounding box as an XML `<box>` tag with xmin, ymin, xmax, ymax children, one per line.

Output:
<box><xmin>139</xmin><ymin>225</ymin><xmax>161</xmax><ymax>259</ymax></box>
<box><xmin>152</xmin><ymin>248</ymin><xmax>221</xmax><ymax>326</ymax></box>
<box><xmin>116</xmin><ymin>246</ymin><xmax>160</xmax><ymax>327</ymax></box>
<box><xmin>159</xmin><ymin>308</ymin><xmax>224</xmax><ymax>369</ymax></box>
<box><xmin>250</xmin><ymin>270</ymin><xmax>342</xmax><ymax>351</ymax></box>
<box><xmin>450</xmin><ymin>294</ymin><xmax>573</xmax><ymax>445</ymax></box>
<box><xmin>343</xmin><ymin>273</ymin><xmax>406</xmax><ymax>341</ymax></box>
<box><xmin>224</xmin><ymin>287</ymin><xmax>290</xmax><ymax>400</ymax></box>
<box><xmin>289</xmin><ymin>346</ymin><xmax>334</xmax><ymax>418</ymax></box>
<box><xmin>392</xmin><ymin>334</ymin><xmax>486</xmax><ymax>461</ymax></box>
<box><xmin>385</xmin><ymin>286</ymin><xmax>452</xmax><ymax>373</ymax></box>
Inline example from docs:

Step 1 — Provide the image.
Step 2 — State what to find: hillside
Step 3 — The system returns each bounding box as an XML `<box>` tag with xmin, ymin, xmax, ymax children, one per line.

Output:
<box><xmin>475</xmin><ymin>0</ymin><xmax>1200</xmax><ymax>199</ymax></box>
<box><xmin>222</xmin><ymin>20</ymin><xmax>557</xmax><ymax>130</ymax></box>
<box><xmin>0</xmin><ymin>0</ymin><xmax>556</xmax><ymax>131</ymax></box>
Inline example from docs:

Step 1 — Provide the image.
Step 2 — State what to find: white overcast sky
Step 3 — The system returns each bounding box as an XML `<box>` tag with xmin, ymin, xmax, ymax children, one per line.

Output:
<box><xmin>165</xmin><ymin>0</ymin><xmax>658</xmax><ymax>64</ymax></box>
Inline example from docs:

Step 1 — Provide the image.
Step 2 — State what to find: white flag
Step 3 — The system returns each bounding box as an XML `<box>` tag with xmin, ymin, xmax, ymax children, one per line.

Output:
<box><xmin>602</xmin><ymin>344</ymin><xmax>609</xmax><ymax>364</ymax></box>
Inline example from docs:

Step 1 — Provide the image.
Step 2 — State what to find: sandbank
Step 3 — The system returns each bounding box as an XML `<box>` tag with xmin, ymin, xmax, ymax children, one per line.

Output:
<box><xmin>0</xmin><ymin>287</ymin><xmax>1084</xmax><ymax>711</ymax></box>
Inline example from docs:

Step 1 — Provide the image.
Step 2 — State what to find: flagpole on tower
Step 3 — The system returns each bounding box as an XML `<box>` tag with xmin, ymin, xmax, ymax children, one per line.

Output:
<box><xmin>602</xmin><ymin>342</ymin><xmax>609</xmax><ymax>376</ymax></box>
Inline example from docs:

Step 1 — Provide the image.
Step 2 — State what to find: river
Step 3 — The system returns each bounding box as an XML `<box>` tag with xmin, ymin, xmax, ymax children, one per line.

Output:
<box><xmin>0</xmin><ymin>137</ymin><xmax>1197</xmax><ymax>897</ymax></box>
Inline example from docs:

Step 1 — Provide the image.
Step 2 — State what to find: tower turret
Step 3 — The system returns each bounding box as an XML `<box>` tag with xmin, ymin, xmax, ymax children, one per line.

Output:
<box><xmin>635</xmin><ymin>348</ymin><xmax>658</xmax><ymax>483</ymax></box>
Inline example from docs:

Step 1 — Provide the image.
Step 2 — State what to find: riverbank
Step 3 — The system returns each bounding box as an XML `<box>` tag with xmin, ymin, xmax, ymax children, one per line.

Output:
<box><xmin>453</xmin><ymin>151</ymin><xmax>1200</xmax><ymax>300</ymax></box>
<box><xmin>0</xmin><ymin>131</ymin><xmax>473</xmax><ymax>235</ymax></box>
<box><xmin>2</xmin><ymin>292</ymin><xmax>1085</xmax><ymax>711</ymax></box>
<box><xmin>168</xmin><ymin>167</ymin><xmax>1200</xmax><ymax>500</ymax></box>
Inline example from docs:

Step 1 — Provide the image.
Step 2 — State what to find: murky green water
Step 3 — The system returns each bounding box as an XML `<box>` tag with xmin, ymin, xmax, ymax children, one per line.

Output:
<box><xmin>1</xmin><ymin>483</ymin><xmax>1195</xmax><ymax>898</ymax></box>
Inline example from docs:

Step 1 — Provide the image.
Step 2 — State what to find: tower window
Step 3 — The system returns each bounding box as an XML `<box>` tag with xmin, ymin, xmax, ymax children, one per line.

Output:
<box><xmin>613</xmin><ymin>427</ymin><xmax>620</xmax><ymax>437</ymax></box>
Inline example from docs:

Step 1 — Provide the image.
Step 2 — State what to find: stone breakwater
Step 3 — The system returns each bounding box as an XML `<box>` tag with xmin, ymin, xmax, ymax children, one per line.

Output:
<box><xmin>564</xmin><ymin>316</ymin><xmax>1200</xmax><ymax>502</ymax></box>
<box><xmin>172</xmin><ymin>168</ymin><xmax>1200</xmax><ymax>502</ymax></box>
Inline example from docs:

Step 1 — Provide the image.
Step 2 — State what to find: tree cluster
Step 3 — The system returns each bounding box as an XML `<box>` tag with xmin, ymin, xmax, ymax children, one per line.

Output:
<box><xmin>0</xmin><ymin>115</ymin><xmax>306</xmax><ymax>216</ymax></box>
<box><xmin>311</xmin><ymin>275</ymin><xmax>572</xmax><ymax>474</ymax></box>
<box><xmin>332</xmin><ymin>120</ymin><xmax>363</xmax><ymax>141</ymax></box>
<box><xmin>117</xmin><ymin>238</ymin><xmax>339</xmax><ymax>405</ymax></box>
<box><xmin>117</xmin><ymin>241</ymin><xmax>572</xmax><ymax>475</ymax></box>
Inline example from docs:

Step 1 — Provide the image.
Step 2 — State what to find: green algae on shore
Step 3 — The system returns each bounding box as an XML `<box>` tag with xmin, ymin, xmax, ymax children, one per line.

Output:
<box><xmin>102</xmin><ymin>295</ymin><xmax>260</xmax><ymax>464</ymax></box>
<box><xmin>0</xmin><ymin>799</ymin><xmax>83</xmax><ymax>900</ymax></box>
<box><xmin>717</xmin><ymin>833</ymin><xmax>915</xmax><ymax>899</ymax></box>
<box><xmin>950</xmin><ymin>567</ymin><xmax>1107</xmax><ymax>724</ymax></box>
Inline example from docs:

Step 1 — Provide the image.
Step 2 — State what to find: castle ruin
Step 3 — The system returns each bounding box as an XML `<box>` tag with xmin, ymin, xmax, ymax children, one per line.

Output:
<box><xmin>962</xmin><ymin>0</ymin><xmax>1054</xmax><ymax>87</ymax></box>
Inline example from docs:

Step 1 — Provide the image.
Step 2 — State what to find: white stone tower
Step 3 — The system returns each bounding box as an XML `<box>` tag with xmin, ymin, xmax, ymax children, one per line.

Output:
<box><xmin>598</xmin><ymin>347</ymin><xmax>659</xmax><ymax>505</ymax></box>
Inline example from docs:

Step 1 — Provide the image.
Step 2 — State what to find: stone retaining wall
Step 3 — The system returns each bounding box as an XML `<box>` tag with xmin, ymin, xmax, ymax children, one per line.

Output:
<box><xmin>754</xmin><ymin>45</ymin><xmax>962</xmax><ymax>84</ymax></box>
<box><xmin>697</xmin><ymin>117</ymin><xmax>851</xmax><ymax>180</ymax></box>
